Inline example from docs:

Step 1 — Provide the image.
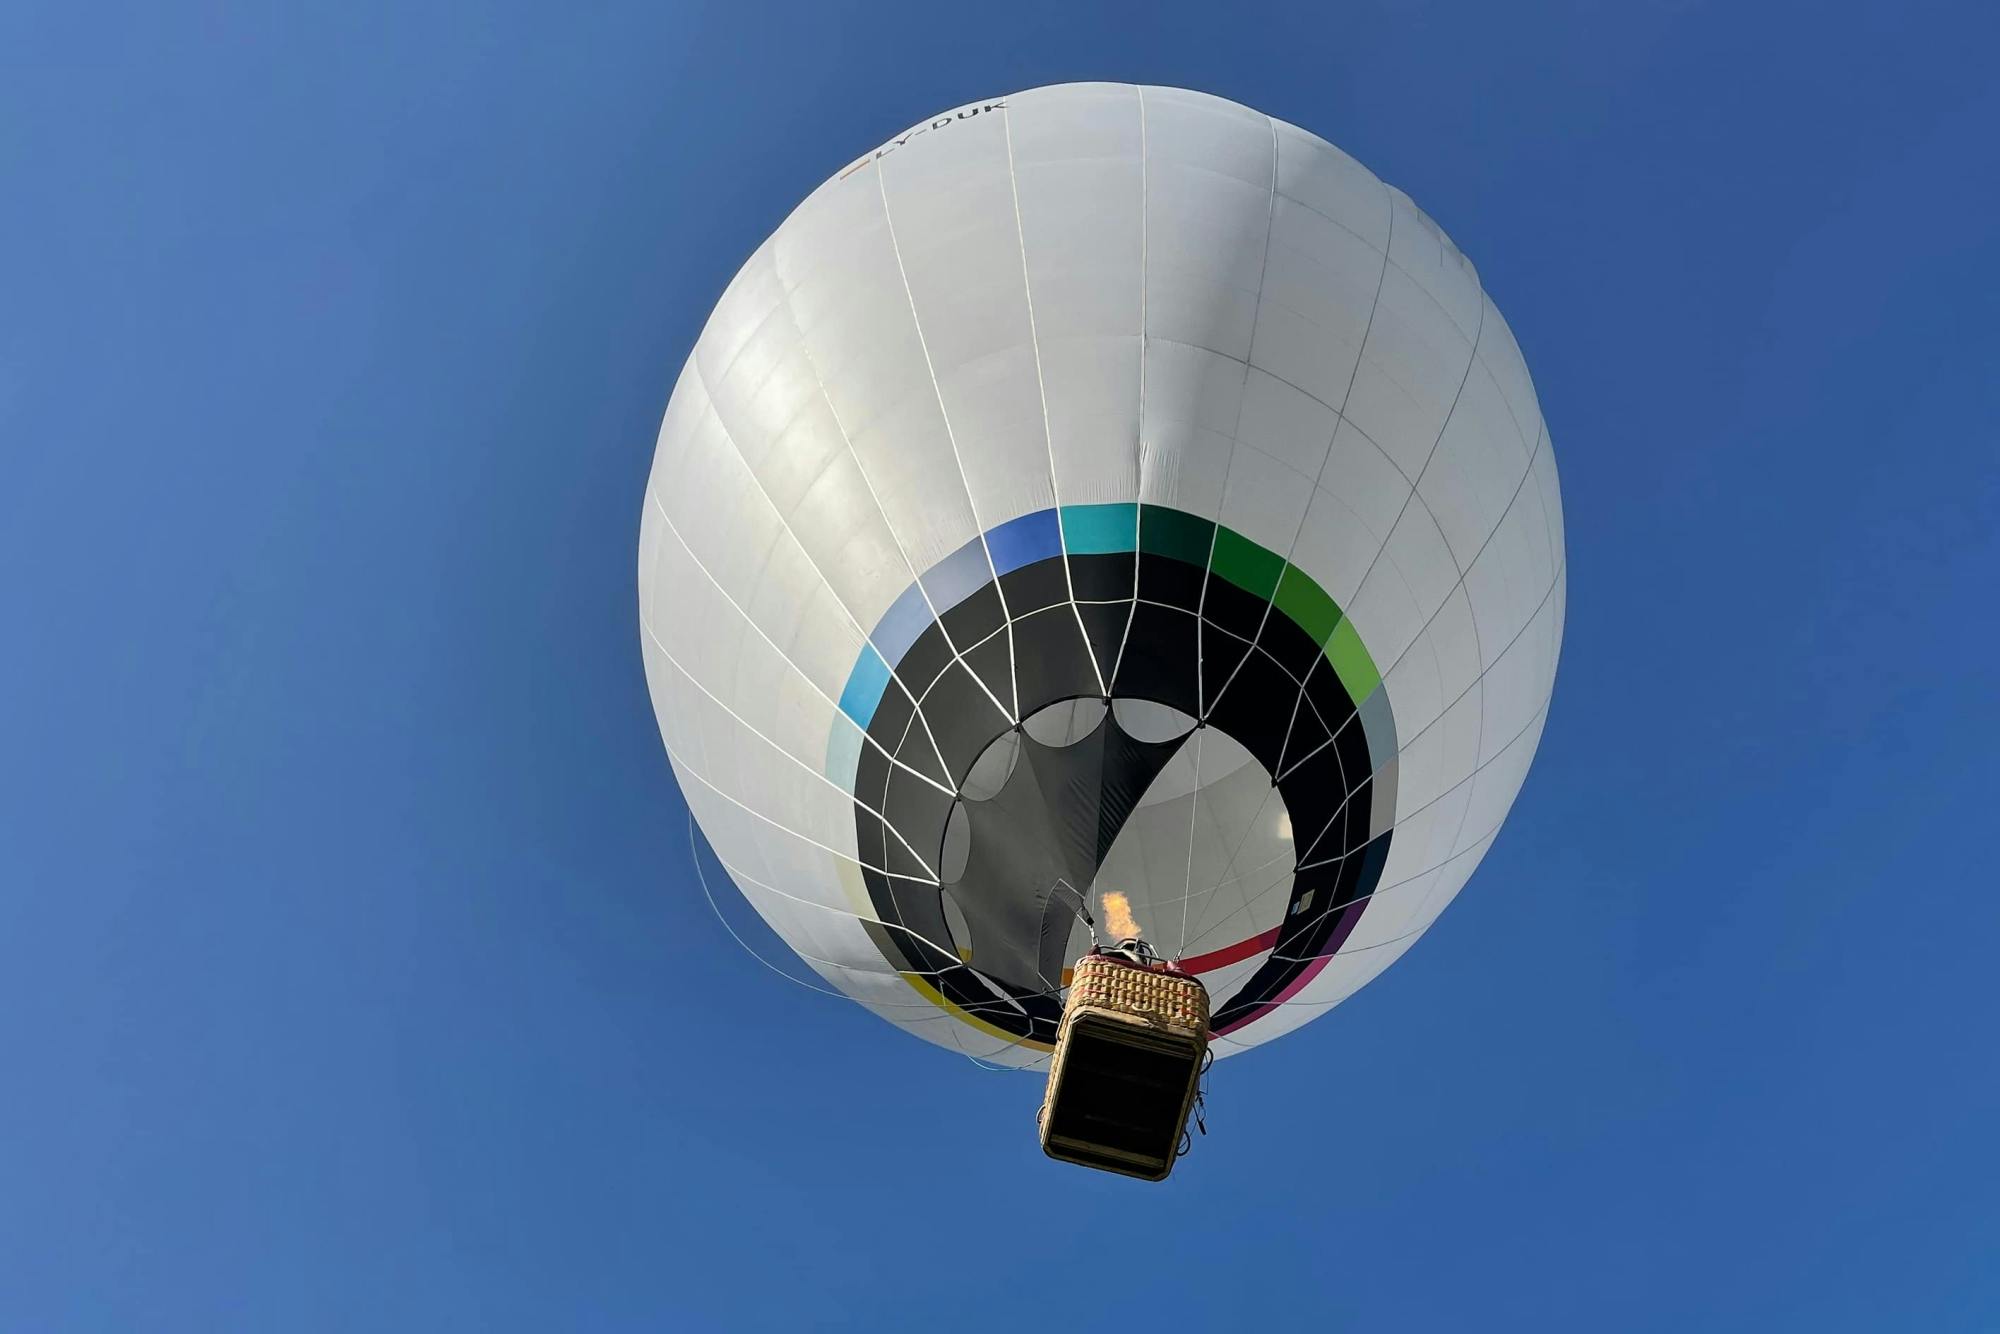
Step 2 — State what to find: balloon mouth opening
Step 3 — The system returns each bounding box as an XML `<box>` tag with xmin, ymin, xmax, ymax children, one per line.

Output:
<box><xmin>833</xmin><ymin>511</ymin><xmax>1404</xmax><ymax>1045</ymax></box>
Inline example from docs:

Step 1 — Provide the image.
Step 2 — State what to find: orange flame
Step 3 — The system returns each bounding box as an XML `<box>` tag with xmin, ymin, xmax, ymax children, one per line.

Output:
<box><xmin>1101</xmin><ymin>890</ymin><xmax>1143</xmax><ymax>942</ymax></box>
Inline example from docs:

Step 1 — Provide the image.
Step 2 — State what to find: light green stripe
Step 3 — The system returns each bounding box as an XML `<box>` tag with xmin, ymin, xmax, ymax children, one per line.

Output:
<box><xmin>1326</xmin><ymin>616</ymin><xmax>1381</xmax><ymax>700</ymax></box>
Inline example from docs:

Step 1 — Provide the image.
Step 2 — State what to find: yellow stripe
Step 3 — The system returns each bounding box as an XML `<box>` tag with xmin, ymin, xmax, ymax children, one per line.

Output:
<box><xmin>831</xmin><ymin>852</ymin><xmax>1051</xmax><ymax>1051</ymax></box>
<box><xmin>901</xmin><ymin>973</ymin><xmax>1053</xmax><ymax>1051</ymax></box>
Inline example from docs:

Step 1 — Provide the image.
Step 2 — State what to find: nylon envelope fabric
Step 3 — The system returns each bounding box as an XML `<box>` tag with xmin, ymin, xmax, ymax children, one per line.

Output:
<box><xmin>639</xmin><ymin>84</ymin><xmax>1564</xmax><ymax>1067</ymax></box>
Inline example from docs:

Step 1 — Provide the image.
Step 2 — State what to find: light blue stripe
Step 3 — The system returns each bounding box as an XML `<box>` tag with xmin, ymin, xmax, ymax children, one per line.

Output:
<box><xmin>823</xmin><ymin>713</ymin><xmax>864</xmax><ymax>791</ymax></box>
<box><xmin>837</xmin><ymin>645</ymin><xmax>892</xmax><ymax>726</ymax></box>
<box><xmin>986</xmin><ymin>509</ymin><xmax>1062</xmax><ymax>574</ymax></box>
<box><xmin>845</xmin><ymin>506</ymin><xmax>1142</xmax><ymax>743</ymax></box>
<box><xmin>872</xmin><ymin>582</ymin><xmax>934</xmax><ymax>664</ymax></box>
<box><xmin>1060</xmin><ymin>502</ymin><xmax>1139</xmax><ymax>555</ymax></box>
<box><xmin>918</xmin><ymin>535</ymin><xmax>992</xmax><ymax>613</ymax></box>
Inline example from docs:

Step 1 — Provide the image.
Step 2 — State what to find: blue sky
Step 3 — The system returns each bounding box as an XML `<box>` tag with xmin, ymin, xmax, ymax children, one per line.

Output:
<box><xmin>4</xmin><ymin>2</ymin><xmax>1997</xmax><ymax>1329</ymax></box>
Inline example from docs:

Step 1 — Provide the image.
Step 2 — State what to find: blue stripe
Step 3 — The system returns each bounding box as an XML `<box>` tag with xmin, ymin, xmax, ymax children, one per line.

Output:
<box><xmin>986</xmin><ymin>509</ymin><xmax>1062</xmax><ymax>574</ymax></box>
<box><xmin>843</xmin><ymin>507</ymin><xmax>1115</xmax><ymax>739</ymax></box>
<box><xmin>837</xmin><ymin>645</ymin><xmax>892</xmax><ymax>726</ymax></box>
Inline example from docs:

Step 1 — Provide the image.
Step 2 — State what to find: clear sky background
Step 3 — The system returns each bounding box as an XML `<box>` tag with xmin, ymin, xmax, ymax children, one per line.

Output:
<box><xmin>4</xmin><ymin>2</ymin><xmax>1997</xmax><ymax>1329</ymax></box>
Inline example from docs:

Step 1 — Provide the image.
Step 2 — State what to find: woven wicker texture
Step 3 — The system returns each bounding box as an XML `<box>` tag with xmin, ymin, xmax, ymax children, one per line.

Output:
<box><xmin>1065</xmin><ymin>953</ymin><xmax>1210</xmax><ymax>1036</ymax></box>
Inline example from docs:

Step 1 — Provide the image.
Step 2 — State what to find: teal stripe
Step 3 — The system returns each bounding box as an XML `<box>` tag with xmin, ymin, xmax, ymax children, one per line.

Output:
<box><xmin>829</xmin><ymin>502</ymin><xmax>1392</xmax><ymax>792</ymax></box>
<box><xmin>1059</xmin><ymin>502</ymin><xmax>1139</xmax><ymax>555</ymax></box>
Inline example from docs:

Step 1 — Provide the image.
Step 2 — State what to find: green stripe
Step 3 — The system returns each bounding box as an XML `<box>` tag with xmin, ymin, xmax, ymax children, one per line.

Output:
<box><xmin>1059</xmin><ymin>503</ymin><xmax>1138</xmax><ymax>555</ymax></box>
<box><xmin>1274</xmin><ymin>565</ymin><xmax>1341</xmax><ymax>647</ymax></box>
<box><xmin>1211</xmin><ymin>525</ymin><xmax>1284</xmax><ymax>599</ymax></box>
<box><xmin>1138</xmin><ymin>504</ymin><xmax>1215</xmax><ymax>566</ymax></box>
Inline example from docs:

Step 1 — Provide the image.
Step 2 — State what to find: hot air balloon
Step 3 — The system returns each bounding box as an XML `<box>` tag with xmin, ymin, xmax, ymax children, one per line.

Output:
<box><xmin>639</xmin><ymin>84</ymin><xmax>1564</xmax><ymax>1174</ymax></box>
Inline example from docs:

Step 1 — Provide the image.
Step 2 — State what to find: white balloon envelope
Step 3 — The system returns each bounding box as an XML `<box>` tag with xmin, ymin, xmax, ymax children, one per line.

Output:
<box><xmin>639</xmin><ymin>84</ymin><xmax>1565</xmax><ymax>1067</ymax></box>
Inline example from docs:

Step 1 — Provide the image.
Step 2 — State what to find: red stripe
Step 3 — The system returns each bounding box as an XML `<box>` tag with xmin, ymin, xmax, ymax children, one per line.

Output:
<box><xmin>1181</xmin><ymin>925</ymin><xmax>1281</xmax><ymax>974</ymax></box>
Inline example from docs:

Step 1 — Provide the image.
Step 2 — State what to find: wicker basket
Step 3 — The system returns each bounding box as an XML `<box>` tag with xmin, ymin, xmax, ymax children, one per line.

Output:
<box><xmin>1038</xmin><ymin>949</ymin><xmax>1210</xmax><ymax>1181</ymax></box>
<box><xmin>1064</xmin><ymin>951</ymin><xmax>1211</xmax><ymax>1034</ymax></box>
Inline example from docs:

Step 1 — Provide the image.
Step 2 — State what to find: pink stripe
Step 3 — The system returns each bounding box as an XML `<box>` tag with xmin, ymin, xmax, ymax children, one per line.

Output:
<box><xmin>1212</xmin><ymin>902</ymin><xmax>1365</xmax><ymax>1036</ymax></box>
